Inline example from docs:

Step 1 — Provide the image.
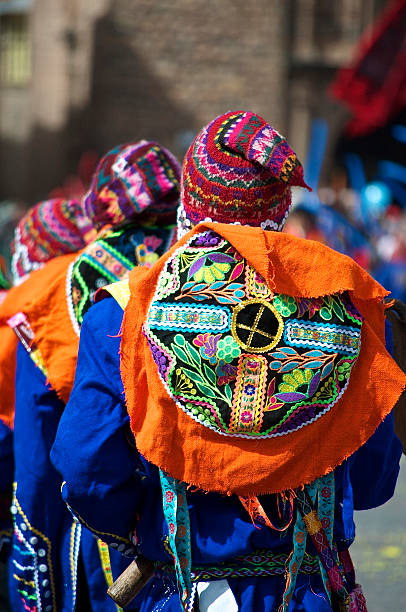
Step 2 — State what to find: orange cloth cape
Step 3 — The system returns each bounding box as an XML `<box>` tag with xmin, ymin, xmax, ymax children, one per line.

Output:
<box><xmin>121</xmin><ymin>222</ymin><xmax>406</xmax><ymax>496</ymax></box>
<box><xmin>0</xmin><ymin>253</ymin><xmax>78</xmax><ymax>428</ymax></box>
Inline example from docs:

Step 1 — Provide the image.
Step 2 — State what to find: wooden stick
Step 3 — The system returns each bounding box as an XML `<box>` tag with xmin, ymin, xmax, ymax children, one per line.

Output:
<box><xmin>107</xmin><ymin>555</ymin><xmax>155</xmax><ymax>608</ymax></box>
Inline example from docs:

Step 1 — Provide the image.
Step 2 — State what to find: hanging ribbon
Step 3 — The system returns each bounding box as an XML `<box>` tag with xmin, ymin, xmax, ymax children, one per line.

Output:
<box><xmin>159</xmin><ymin>470</ymin><xmax>192</xmax><ymax>610</ymax></box>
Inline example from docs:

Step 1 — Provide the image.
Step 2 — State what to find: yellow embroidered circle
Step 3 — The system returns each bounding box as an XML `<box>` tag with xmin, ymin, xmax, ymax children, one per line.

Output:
<box><xmin>231</xmin><ymin>298</ymin><xmax>284</xmax><ymax>353</ymax></box>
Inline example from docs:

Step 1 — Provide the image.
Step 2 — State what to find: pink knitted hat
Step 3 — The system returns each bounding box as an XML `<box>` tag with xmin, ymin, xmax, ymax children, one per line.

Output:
<box><xmin>180</xmin><ymin>111</ymin><xmax>310</xmax><ymax>232</ymax></box>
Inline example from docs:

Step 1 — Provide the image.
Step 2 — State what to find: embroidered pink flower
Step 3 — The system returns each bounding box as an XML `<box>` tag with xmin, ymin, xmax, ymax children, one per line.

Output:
<box><xmin>241</xmin><ymin>411</ymin><xmax>253</xmax><ymax>423</ymax></box>
<box><xmin>165</xmin><ymin>491</ymin><xmax>174</xmax><ymax>503</ymax></box>
<box><xmin>169</xmin><ymin>522</ymin><xmax>175</xmax><ymax>534</ymax></box>
<box><xmin>193</xmin><ymin>333</ymin><xmax>221</xmax><ymax>364</ymax></box>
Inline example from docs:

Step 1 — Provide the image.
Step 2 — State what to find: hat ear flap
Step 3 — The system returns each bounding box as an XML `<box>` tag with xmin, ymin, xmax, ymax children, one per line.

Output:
<box><xmin>220</xmin><ymin>112</ymin><xmax>311</xmax><ymax>190</ymax></box>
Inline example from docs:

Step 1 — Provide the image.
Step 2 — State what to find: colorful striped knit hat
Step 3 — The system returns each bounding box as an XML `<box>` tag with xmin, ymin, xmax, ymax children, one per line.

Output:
<box><xmin>180</xmin><ymin>111</ymin><xmax>310</xmax><ymax>232</ymax></box>
<box><xmin>84</xmin><ymin>140</ymin><xmax>181</xmax><ymax>230</ymax></box>
<box><xmin>11</xmin><ymin>199</ymin><xmax>92</xmax><ymax>285</ymax></box>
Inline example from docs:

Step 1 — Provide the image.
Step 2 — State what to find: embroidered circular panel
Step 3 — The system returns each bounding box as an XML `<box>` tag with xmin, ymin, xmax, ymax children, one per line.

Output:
<box><xmin>144</xmin><ymin>230</ymin><xmax>363</xmax><ymax>439</ymax></box>
<box><xmin>67</xmin><ymin>223</ymin><xmax>174</xmax><ymax>335</ymax></box>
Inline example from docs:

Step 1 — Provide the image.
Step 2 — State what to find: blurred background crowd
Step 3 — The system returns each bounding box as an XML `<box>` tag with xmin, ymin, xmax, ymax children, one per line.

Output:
<box><xmin>0</xmin><ymin>0</ymin><xmax>405</xmax><ymax>301</ymax></box>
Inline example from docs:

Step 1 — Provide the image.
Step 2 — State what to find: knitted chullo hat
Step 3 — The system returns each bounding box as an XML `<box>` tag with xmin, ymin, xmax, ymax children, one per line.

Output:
<box><xmin>11</xmin><ymin>199</ymin><xmax>92</xmax><ymax>285</ymax></box>
<box><xmin>181</xmin><ymin>110</ymin><xmax>310</xmax><ymax>231</ymax></box>
<box><xmin>84</xmin><ymin>140</ymin><xmax>181</xmax><ymax>230</ymax></box>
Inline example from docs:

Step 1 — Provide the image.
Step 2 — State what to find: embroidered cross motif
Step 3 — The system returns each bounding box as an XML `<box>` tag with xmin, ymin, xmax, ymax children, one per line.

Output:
<box><xmin>231</xmin><ymin>299</ymin><xmax>284</xmax><ymax>353</ymax></box>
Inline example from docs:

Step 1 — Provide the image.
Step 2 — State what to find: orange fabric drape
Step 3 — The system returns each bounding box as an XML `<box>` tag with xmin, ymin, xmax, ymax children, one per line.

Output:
<box><xmin>0</xmin><ymin>253</ymin><xmax>78</xmax><ymax>428</ymax></box>
<box><xmin>120</xmin><ymin>222</ymin><xmax>405</xmax><ymax>495</ymax></box>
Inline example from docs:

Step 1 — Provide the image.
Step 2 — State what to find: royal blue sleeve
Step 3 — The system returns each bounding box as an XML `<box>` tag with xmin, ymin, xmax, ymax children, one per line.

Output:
<box><xmin>51</xmin><ymin>297</ymin><xmax>140</xmax><ymax>554</ymax></box>
<box><xmin>0</xmin><ymin>420</ymin><xmax>13</xmax><ymax>493</ymax></box>
<box><xmin>348</xmin><ymin>317</ymin><xmax>403</xmax><ymax>510</ymax></box>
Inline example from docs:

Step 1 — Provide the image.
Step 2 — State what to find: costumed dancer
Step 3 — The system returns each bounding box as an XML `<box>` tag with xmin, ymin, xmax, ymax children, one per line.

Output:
<box><xmin>7</xmin><ymin>142</ymin><xmax>180</xmax><ymax>611</ymax></box>
<box><xmin>0</xmin><ymin>198</ymin><xmax>91</xmax><ymax>559</ymax></box>
<box><xmin>51</xmin><ymin>112</ymin><xmax>404</xmax><ymax>612</ymax></box>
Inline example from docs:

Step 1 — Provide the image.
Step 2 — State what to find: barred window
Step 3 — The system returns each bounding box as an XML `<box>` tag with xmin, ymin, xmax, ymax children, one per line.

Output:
<box><xmin>0</xmin><ymin>11</ymin><xmax>31</xmax><ymax>86</ymax></box>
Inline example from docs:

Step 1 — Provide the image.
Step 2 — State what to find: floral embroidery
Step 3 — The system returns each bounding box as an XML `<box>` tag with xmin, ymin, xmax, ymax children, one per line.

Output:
<box><xmin>216</xmin><ymin>360</ymin><xmax>238</xmax><ymax>385</ymax></box>
<box><xmin>145</xmin><ymin>231</ymin><xmax>363</xmax><ymax>439</ymax></box>
<box><xmin>277</xmin><ymin>368</ymin><xmax>316</xmax><ymax>402</ymax></box>
<box><xmin>216</xmin><ymin>336</ymin><xmax>241</xmax><ymax>363</ymax></box>
<box><xmin>67</xmin><ymin>224</ymin><xmax>174</xmax><ymax>335</ymax></box>
<box><xmin>193</xmin><ymin>333</ymin><xmax>221</xmax><ymax>363</ymax></box>
<box><xmin>190</xmin><ymin>254</ymin><xmax>234</xmax><ymax>283</ymax></box>
<box><xmin>135</xmin><ymin>235</ymin><xmax>163</xmax><ymax>268</ymax></box>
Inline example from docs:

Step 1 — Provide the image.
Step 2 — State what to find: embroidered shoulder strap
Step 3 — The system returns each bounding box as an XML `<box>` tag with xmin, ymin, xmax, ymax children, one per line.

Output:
<box><xmin>101</xmin><ymin>279</ymin><xmax>131</xmax><ymax>310</ymax></box>
<box><xmin>7</xmin><ymin>312</ymin><xmax>47</xmax><ymax>376</ymax></box>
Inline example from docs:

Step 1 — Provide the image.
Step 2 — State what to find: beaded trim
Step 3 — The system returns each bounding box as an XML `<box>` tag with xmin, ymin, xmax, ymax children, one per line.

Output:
<box><xmin>11</xmin><ymin>487</ymin><xmax>57</xmax><ymax>612</ymax></box>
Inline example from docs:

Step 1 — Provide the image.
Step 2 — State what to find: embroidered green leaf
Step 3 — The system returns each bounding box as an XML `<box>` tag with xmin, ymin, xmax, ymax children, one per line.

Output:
<box><xmin>332</xmin><ymin>299</ymin><xmax>344</xmax><ymax>321</ymax></box>
<box><xmin>195</xmin><ymin>382</ymin><xmax>217</xmax><ymax>398</ymax></box>
<box><xmin>203</xmin><ymin>364</ymin><xmax>217</xmax><ymax>385</ymax></box>
<box><xmin>172</xmin><ymin>345</ymin><xmax>189</xmax><ymax>364</ymax></box>
<box><xmin>187</xmin><ymin>343</ymin><xmax>202</xmax><ymax>365</ymax></box>
<box><xmin>174</xmin><ymin>334</ymin><xmax>186</xmax><ymax>347</ymax></box>
<box><xmin>224</xmin><ymin>384</ymin><xmax>232</xmax><ymax>403</ymax></box>
<box><xmin>320</xmin><ymin>307</ymin><xmax>332</xmax><ymax>321</ymax></box>
<box><xmin>184</xmin><ymin>369</ymin><xmax>205</xmax><ymax>384</ymax></box>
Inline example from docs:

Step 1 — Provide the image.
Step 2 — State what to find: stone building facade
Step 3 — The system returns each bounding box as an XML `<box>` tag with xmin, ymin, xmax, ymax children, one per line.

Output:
<box><xmin>0</xmin><ymin>0</ymin><xmax>388</xmax><ymax>201</ymax></box>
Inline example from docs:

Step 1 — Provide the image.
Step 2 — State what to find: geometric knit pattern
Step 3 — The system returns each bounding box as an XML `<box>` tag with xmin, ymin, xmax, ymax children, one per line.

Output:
<box><xmin>84</xmin><ymin>141</ymin><xmax>181</xmax><ymax>230</ymax></box>
<box><xmin>182</xmin><ymin>111</ymin><xmax>309</xmax><ymax>229</ymax></box>
<box><xmin>11</xmin><ymin>199</ymin><xmax>91</xmax><ymax>284</ymax></box>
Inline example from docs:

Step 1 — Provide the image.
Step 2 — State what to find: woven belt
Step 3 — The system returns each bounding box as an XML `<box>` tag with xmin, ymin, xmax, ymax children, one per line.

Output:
<box><xmin>154</xmin><ymin>549</ymin><xmax>320</xmax><ymax>581</ymax></box>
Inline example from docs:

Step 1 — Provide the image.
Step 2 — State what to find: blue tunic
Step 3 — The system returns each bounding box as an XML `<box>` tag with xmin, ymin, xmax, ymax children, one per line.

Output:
<box><xmin>51</xmin><ymin>298</ymin><xmax>402</xmax><ymax>611</ymax></box>
<box><xmin>0</xmin><ymin>420</ymin><xmax>13</xmax><ymax>554</ymax></box>
<box><xmin>10</xmin><ymin>343</ymin><xmax>141</xmax><ymax>611</ymax></box>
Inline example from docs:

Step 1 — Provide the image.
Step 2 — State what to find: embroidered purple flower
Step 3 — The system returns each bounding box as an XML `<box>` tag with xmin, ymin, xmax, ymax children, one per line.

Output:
<box><xmin>215</xmin><ymin>360</ymin><xmax>237</xmax><ymax>385</ymax></box>
<box><xmin>241</xmin><ymin>411</ymin><xmax>253</xmax><ymax>423</ymax></box>
<box><xmin>193</xmin><ymin>333</ymin><xmax>221</xmax><ymax>363</ymax></box>
<box><xmin>194</xmin><ymin>232</ymin><xmax>221</xmax><ymax>248</ymax></box>
<box><xmin>244</xmin><ymin>383</ymin><xmax>256</xmax><ymax>396</ymax></box>
<box><xmin>149</xmin><ymin>343</ymin><xmax>168</xmax><ymax>374</ymax></box>
<box><xmin>321</xmin><ymin>486</ymin><xmax>331</xmax><ymax>499</ymax></box>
